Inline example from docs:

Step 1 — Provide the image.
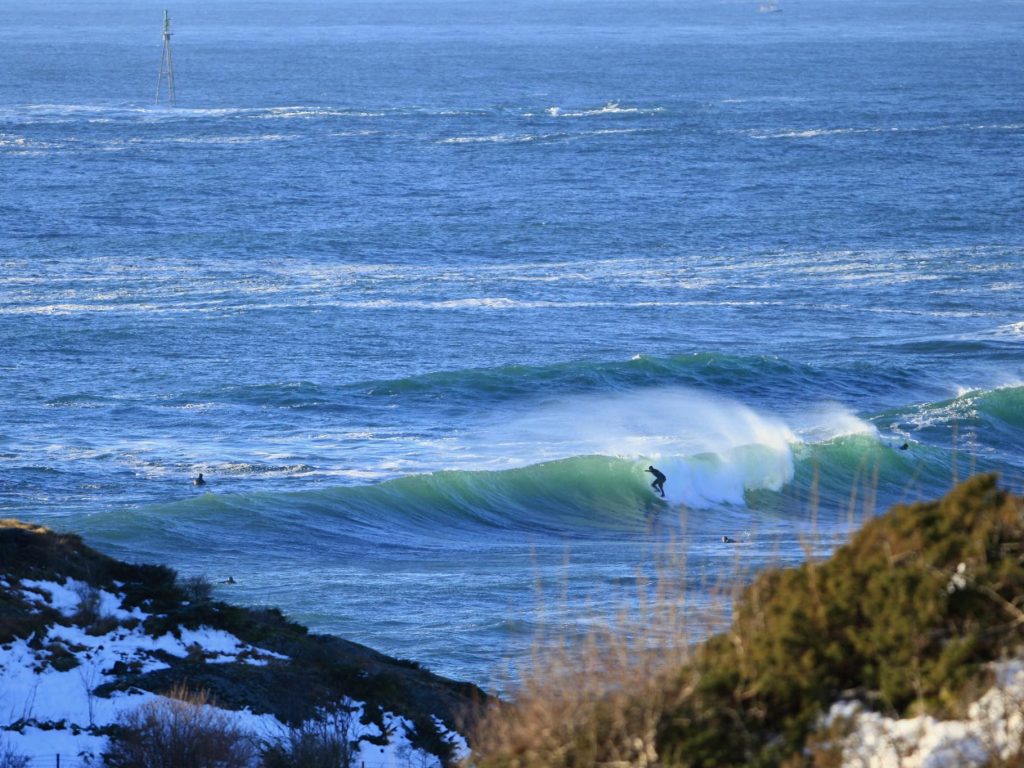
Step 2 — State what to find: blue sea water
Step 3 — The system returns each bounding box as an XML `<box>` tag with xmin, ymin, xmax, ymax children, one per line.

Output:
<box><xmin>1</xmin><ymin>0</ymin><xmax>1023</xmax><ymax>686</ymax></box>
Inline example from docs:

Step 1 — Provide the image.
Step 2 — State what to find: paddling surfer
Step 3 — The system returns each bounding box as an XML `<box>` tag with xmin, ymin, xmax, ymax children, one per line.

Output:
<box><xmin>645</xmin><ymin>465</ymin><xmax>666</xmax><ymax>497</ymax></box>
<box><xmin>193</xmin><ymin>472</ymin><xmax>206</xmax><ymax>487</ymax></box>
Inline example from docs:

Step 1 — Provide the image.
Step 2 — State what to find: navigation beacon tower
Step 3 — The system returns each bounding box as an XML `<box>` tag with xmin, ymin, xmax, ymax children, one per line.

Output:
<box><xmin>156</xmin><ymin>10</ymin><xmax>176</xmax><ymax>106</ymax></box>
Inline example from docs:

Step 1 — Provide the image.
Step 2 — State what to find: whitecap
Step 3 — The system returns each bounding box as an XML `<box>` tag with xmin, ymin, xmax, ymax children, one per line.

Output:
<box><xmin>435</xmin><ymin>297</ymin><xmax>519</xmax><ymax>309</ymax></box>
<box><xmin>750</xmin><ymin>122</ymin><xmax>1024</xmax><ymax>140</ymax></box>
<box><xmin>168</xmin><ymin>134</ymin><xmax>296</xmax><ymax>145</ymax></box>
<box><xmin>439</xmin><ymin>133</ymin><xmax>541</xmax><ymax>144</ymax></box>
<box><xmin>995</xmin><ymin>321</ymin><xmax>1024</xmax><ymax>336</ymax></box>
<box><xmin>258</xmin><ymin>107</ymin><xmax>387</xmax><ymax>119</ymax></box>
<box><xmin>440</xmin><ymin>128</ymin><xmax>644</xmax><ymax>145</ymax></box>
<box><xmin>541</xmin><ymin>101</ymin><xmax>664</xmax><ymax>118</ymax></box>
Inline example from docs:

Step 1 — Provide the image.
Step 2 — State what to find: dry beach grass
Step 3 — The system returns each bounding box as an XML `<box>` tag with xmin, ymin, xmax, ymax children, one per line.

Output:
<box><xmin>467</xmin><ymin>474</ymin><xmax>1024</xmax><ymax>768</ymax></box>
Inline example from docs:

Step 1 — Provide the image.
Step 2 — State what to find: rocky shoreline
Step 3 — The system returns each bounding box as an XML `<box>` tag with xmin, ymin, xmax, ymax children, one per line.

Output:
<box><xmin>0</xmin><ymin>519</ymin><xmax>484</xmax><ymax>766</ymax></box>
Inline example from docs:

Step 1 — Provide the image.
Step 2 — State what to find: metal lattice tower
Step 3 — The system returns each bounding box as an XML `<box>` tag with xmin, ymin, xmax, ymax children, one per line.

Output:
<box><xmin>156</xmin><ymin>10</ymin><xmax>176</xmax><ymax>106</ymax></box>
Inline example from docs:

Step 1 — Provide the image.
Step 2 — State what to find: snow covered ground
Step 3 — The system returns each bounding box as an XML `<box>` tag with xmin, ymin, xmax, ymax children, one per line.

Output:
<box><xmin>0</xmin><ymin>577</ymin><xmax>466</xmax><ymax>767</ymax></box>
<box><xmin>825</xmin><ymin>661</ymin><xmax>1024</xmax><ymax>768</ymax></box>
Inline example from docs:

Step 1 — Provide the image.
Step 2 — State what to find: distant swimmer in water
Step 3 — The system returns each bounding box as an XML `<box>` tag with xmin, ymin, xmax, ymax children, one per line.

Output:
<box><xmin>222</xmin><ymin>576</ymin><xmax>236</xmax><ymax>585</ymax></box>
<box><xmin>645</xmin><ymin>465</ymin><xmax>666</xmax><ymax>498</ymax></box>
<box><xmin>193</xmin><ymin>472</ymin><xmax>206</xmax><ymax>487</ymax></box>
<box><xmin>899</xmin><ymin>442</ymin><xmax>909</xmax><ymax>451</ymax></box>
<box><xmin>722</xmin><ymin>535</ymin><xmax>736</xmax><ymax>544</ymax></box>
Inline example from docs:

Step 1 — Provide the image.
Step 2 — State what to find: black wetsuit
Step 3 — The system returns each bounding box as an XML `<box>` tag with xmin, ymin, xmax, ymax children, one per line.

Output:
<box><xmin>646</xmin><ymin>466</ymin><xmax>666</xmax><ymax>497</ymax></box>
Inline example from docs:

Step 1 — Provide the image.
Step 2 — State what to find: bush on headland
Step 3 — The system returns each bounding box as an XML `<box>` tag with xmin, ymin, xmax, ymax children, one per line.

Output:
<box><xmin>469</xmin><ymin>474</ymin><xmax>1024</xmax><ymax>767</ymax></box>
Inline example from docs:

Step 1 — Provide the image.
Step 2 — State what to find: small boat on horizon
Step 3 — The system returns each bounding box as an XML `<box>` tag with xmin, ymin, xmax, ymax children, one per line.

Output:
<box><xmin>758</xmin><ymin>1</ymin><xmax>782</xmax><ymax>12</ymax></box>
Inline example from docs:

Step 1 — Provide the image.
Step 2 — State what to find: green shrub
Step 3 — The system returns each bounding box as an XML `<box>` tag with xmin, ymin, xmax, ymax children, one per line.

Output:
<box><xmin>178</xmin><ymin>575</ymin><xmax>214</xmax><ymax>605</ymax></box>
<box><xmin>661</xmin><ymin>474</ymin><xmax>1024</xmax><ymax>766</ymax></box>
<box><xmin>70</xmin><ymin>582</ymin><xmax>121</xmax><ymax>636</ymax></box>
<box><xmin>72</xmin><ymin>582</ymin><xmax>102</xmax><ymax>627</ymax></box>
<box><xmin>122</xmin><ymin>563</ymin><xmax>179</xmax><ymax>610</ymax></box>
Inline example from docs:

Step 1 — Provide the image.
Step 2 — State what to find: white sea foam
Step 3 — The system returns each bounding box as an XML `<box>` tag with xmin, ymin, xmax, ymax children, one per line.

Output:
<box><xmin>331</xmin><ymin>129</ymin><xmax>382</xmax><ymax>137</ymax></box>
<box><xmin>258</xmin><ymin>107</ymin><xmax>388</xmax><ymax>119</ymax></box>
<box><xmin>435</xmin><ymin>297</ymin><xmax>521</xmax><ymax>309</ymax></box>
<box><xmin>0</xmin><ymin>295</ymin><xmax>846</xmax><ymax>316</ymax></box>
<box><xmin>540</xmin><ymin>101</ymin><xmax>664</xmax><ymax>118</ymax></box>
<box><xmin>751</xmin><ymin>123</ymin><xmax>1024</xmax><ymax>140</ymax></box>
<box><xmin>750</xmin><ymin>126</ymin><xmax>899</xmax><ymax>140</ymax></box>
<box><xmin>0</xmin><ymin>103</ymin><xmax>387</xmax><ymax>129</ymax></box>
<box><xmin>440</xmin><ymin>127</ymin><xmax>646</xmax><ymax>145</ymax></box>
<box><xmin>3</xmin><ymin>104</ymin><xmax>260</xmax><ymax>125</ymax></box>
<box><xmin>2</xmin><ymin>132</ymin><xmax>299</xmax><ymax>154</ymax></box>
<box><xmin>0</xmin><ymin>135</ymin><xmax>64</xmax><ymax>153</ymax></box>
<box><xmin>967</xmin><ymin>123</ymin><xmax>1024</xmax><ymax>131</ymax></box>
<box><xmin>440</xmin><ymin>133</ymin><xmax>543</xmax><ymax>144</ymax></box>
<box><xmin>588</xmin><ymin>128</ymin><xmax>647</xmax><ymax>136</ymax></box>
<box><xmin>895</xmin><ymin>386</ymin><xmax>998</xmax><ymax>432</ymax></box>
<box><xmin>169</xmin><ymin>133</ymin><xmax>297</xmax><ymax>145</ymax></box>
<box><xmin>993</xmin><ymin>322</ymin><xmax>1024</xmax><ymax>337</ymax></box>
<box><xmin>720</xmin><ymin>96</ymin><xmax>807</xmax><ymax>105</ymax></box>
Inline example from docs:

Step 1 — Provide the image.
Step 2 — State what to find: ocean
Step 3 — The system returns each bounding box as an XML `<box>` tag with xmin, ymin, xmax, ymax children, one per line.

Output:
<box><xmin>1</xmin><ymin>0</ymin><xmax>1022</xmax><ymax>687</ymax></box>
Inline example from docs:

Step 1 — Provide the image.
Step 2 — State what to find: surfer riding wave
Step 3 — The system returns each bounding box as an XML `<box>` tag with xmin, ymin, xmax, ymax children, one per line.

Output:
<box><xmin>645</xmin><ymin>465</ymin><xmax>666</xmax><ymax>497</ymax></box>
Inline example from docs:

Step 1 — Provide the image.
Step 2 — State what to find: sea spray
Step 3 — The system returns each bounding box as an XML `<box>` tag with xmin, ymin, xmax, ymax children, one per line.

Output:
<box><xmin>476</xmin><ymin>387</ymin><xmax>798</xmax><ymax>507</ymax></box>
<box><xmin>787</xmin><ymin>402</ymin><xmax>879</xmax><ymax>444</ymax></box>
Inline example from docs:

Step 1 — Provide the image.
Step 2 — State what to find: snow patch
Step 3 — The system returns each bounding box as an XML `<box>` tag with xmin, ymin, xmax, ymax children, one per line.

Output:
<box><xmin>824</xmin><ymin>660</ymin><xmax>1024</xmax><ymax>767</ymax></box>
<box><xmin>0</xmin><ymin>577</ymin><xmax>457</xmax><ymax>766</ymax></box>
<box><xmin>19</xmin><ymin>577</ymin><xmax>145</xmax><ymax>621</ymax></box>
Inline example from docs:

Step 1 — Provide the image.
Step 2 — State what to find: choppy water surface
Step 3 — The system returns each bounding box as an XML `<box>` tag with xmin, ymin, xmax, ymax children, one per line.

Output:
<box><xmin>2</xmin><ymin>0</ymin><xmax>1022</xmax><ymax>685</ymax></box>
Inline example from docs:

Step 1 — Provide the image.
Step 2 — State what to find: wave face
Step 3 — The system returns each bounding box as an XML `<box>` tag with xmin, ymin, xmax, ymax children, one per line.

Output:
<box><xmin>113</xmin><ymin>384</ymin><xmax>1019</xmax><ymax>542</ymax></box>
<box><xmin>76</xmin><ymin>382</ymin><xmax>1020</xmax><ymax>548</ymax></box>
<box><xmin>116</xmin><ymin>436</ymin><xmax>883</xmax><ymax>545</ymax></box>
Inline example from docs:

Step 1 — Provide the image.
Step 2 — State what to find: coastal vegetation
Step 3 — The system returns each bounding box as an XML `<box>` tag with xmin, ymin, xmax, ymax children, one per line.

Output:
<box><xmin>103</xmin><ymin>684</ymin><xmax>258</xmax><ymax>768</ymax></box>
<box><xmin>469</xmin><ymin>474</ymin><xmax>1024</xmax><ymax>767</ymax></box>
